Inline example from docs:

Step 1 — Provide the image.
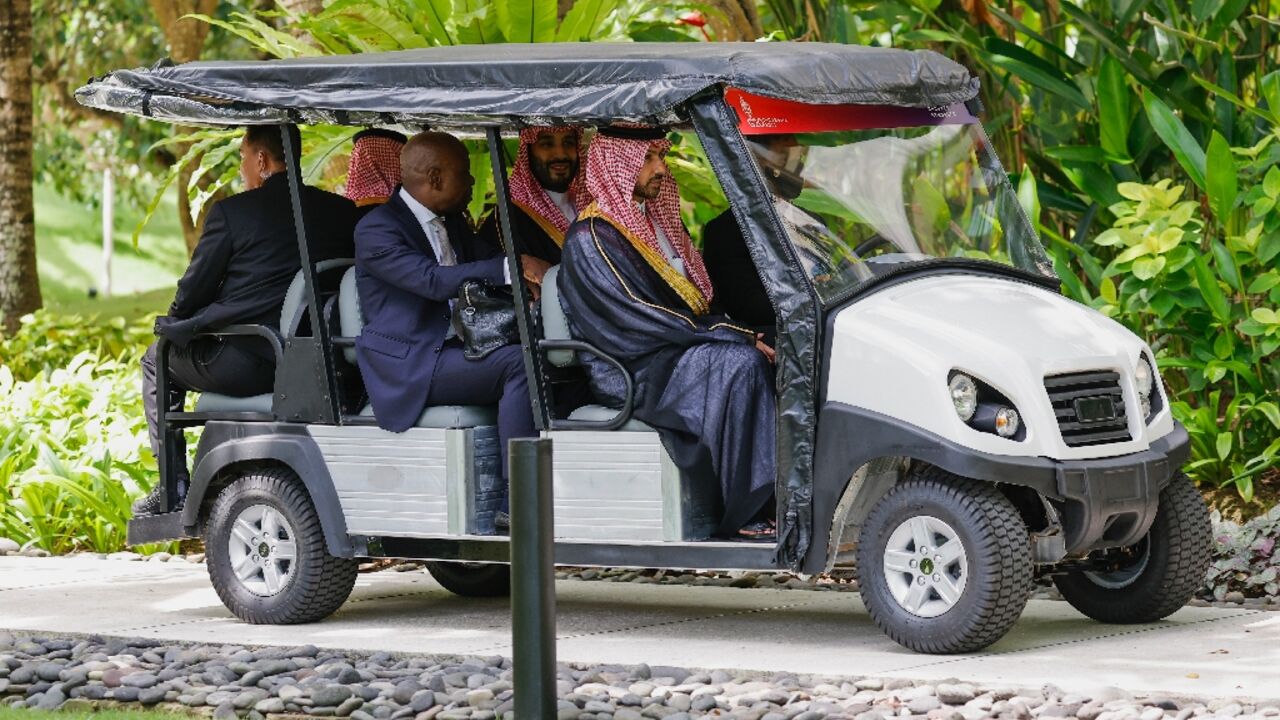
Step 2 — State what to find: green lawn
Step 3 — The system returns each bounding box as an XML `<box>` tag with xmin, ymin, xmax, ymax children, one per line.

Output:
<box><xmin>35</xmin><ymin>182</ymin><xmax>186</xmax><ymax>321</ymax></box>
<box><xmin>0</xmin><ymin>707</ymin><xmax>194</xmax><ymax>720</ymax></box>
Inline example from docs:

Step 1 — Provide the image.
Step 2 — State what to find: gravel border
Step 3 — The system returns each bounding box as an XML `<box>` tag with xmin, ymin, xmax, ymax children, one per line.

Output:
<box><xmin>2</xmin><ymin>632</ymin><xmax>1278</xmax><ymax>720</ymax></box>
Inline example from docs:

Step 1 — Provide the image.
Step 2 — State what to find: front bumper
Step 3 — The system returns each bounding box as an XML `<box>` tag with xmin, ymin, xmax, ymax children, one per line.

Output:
<box><xmin>810</xmin><ymin>404</ymin><xmax>1191</xmax><ymax>571</ymax></box>
<box><xmin>1051</xmin><ymin>425</ymin><xmax>1188</xmax><ymax>552</ymax></box>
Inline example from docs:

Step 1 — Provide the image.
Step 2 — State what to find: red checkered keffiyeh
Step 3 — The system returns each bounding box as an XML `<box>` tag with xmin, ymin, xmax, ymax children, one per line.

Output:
<box><xmin>508</xmin><ymin>127</ymin><xmax>591</xmax><ymax>240</ymax></box>
<box><xmin>345</xmin><ymin>130</ymin><xmax>404</xmax><ymax>206</ymax></box>
<box><xmin>583</xmin><ymin>130</ymin><xmax>714</xmax><ymax>304</ymax></box>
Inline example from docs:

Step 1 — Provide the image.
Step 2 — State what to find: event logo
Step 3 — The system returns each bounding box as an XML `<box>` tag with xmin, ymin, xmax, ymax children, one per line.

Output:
<box><xmin>737</xmin><ymin>95</ymin><xmax>785</xmax><ymax>129</ymax></box>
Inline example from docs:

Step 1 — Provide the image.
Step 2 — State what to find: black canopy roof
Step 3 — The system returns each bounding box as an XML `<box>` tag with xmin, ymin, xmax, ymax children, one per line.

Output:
<box><xmin>76</xmin><ymin>42</ymin><xmax>979</xmax><ymax>127</ymax></box>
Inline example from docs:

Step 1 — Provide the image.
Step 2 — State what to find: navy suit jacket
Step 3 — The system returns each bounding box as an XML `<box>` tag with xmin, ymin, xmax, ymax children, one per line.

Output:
<box><xmin>354</xmin><ymin>190</ymin><xmax>506</xmax><ymax>432</ymax></box>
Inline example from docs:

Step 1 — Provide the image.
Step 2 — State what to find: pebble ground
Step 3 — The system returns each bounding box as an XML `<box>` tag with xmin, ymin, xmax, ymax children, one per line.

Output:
<box><xmin>1</xmin><ymin>631</ymin><xmax>1277</xmax><ymax>720</ymax></box>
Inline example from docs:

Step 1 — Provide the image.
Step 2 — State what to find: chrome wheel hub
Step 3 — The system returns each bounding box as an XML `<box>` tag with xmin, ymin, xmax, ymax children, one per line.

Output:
<box><xmin>227</xmin><ymin>504</ymin><xmax>297</xmax><ymax>597</ymax></box>
<box><xmin>883</xmin><ymin>515</ymin><xmax>968</xmax><ymax>618</ymax></box>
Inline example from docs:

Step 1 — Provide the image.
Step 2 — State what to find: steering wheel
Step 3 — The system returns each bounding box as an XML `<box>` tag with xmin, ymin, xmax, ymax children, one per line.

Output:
<box><xmin>852</xmin><ymin>234</ymin><xmax>894</xmax><ymax>258</ymax></box>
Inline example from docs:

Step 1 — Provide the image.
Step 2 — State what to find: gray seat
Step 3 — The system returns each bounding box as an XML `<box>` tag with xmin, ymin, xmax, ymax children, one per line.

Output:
<box><xmin>540</xmin><ymin>265</ymin><xmax>648</xmax><ymax>431</ymax></box>
<box><xmin>357</xmin><ymin>403</ymin><xmax>497</xmax><ymax>429</ymax></box>
<box><xmin>566</xmin><ymin>404</ymin><xmax>653</xmax><ymax>431</ymax></box>
<box><xmin>195</xmin><ymin>259</ymin><xmax>353</xmax><ymax>414</ymax></box>
<box><xmin>338</xmin><ymin>266</ymin><xmax>497</xmax><ymax>429</ymax></box>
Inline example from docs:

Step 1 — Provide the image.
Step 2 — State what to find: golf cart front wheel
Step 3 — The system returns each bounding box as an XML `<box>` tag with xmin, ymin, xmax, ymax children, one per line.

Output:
<box><xmin>857</xmin><ymin>468</ymin><xmax>1033</xmax><ymax>654</ymax></box>
<box><xmin>1053</xmin><ymin>472</ymin><xmax>1211</xmax><ymax>624</ymax></box>
<box><xmin>206</xmin><ymin>465</ymin><xmax>357</xmax><ymax>624</ymax></box>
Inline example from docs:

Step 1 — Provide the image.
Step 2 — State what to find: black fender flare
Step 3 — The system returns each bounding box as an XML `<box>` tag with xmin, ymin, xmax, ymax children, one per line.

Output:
<box><xmin>183</xmin><ymin>428</ymin><xmax>354</xmax><ymax>557</ymax></box>
<box><xmin>803</xmin><ymin>403</ymin><xmax>1189</xmax><ymax>574</ymax></box>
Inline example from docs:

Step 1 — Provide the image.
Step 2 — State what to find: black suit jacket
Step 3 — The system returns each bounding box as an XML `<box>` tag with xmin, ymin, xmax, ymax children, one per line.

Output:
<box><xmin>158</xmin><ymin>173</ymin><xmax>359</xmax><ymax>356</ymax></box>
<box><xmin>354</xmin><ymin>189</ymin><xmax>506</xmax><ymax>432</ymax></box>
<box><xmin>702</xmin><ymin>209</ymin><xmax>775</xmax><ymax>335</ymax></box>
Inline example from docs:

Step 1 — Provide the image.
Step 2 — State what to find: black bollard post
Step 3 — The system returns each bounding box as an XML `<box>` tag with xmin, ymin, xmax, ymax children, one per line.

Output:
<box><xmin>509</xmin><ymin>437</ymin><xmax>556</xmax><ymax>718</ymax></box>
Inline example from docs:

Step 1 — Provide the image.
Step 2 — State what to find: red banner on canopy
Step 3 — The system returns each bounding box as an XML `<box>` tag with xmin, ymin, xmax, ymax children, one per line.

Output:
<box><xmin>725</xmin><ymin>88</ymin><xmax>976</xmax><ymax>135</ymax></box>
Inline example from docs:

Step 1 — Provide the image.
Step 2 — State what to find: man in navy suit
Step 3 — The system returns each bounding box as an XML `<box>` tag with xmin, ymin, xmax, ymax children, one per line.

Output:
<box><xmin>353</xmin><ymin>131</ymin><xmax>549</xmax><ymax>487</ymax></box>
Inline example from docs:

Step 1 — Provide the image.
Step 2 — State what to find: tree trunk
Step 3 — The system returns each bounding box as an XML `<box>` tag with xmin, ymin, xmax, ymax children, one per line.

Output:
<box><xmin>148</xmin><ymin>0</ymin><xmax>219</xmax><ymax>255</ymax></box>
<box><xmin>705</xmin><ymin>0</ymin><xmax>763</xmax><ymax>41</ymax></box>
<box><xmin>0</xmin><ymin>0</ymin><xmax>41</xmax><ymax>333</ymax></box>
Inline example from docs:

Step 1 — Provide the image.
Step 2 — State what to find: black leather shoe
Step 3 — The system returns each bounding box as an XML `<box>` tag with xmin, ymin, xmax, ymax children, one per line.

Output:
<box><xmin>131</xmin><ymin>481</ymin><xmax>187</xmax><ymax>517</ymax></box>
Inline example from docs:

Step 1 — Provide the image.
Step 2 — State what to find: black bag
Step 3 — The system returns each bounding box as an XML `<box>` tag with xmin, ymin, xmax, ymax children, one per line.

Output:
<box><xmin>452</xmin><ymin>280</ymin><xmax>521</xmax><ymax>360</ymax></box>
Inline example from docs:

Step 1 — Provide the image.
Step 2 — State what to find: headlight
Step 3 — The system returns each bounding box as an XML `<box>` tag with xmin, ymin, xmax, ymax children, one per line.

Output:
<box><xmin>949</xmin><ymin>374</ymin><xmax>978</xmax><ymax>421</ymax></box>
<box><xmin>1134</xmin><ymin>357</ymin><xmax>1153</xmax><ymax>398</ymax></box>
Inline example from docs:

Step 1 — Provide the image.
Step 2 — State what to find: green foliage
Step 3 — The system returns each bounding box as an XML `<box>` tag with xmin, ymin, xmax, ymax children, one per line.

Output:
<box><xmin>1068</xmin><ymin>171</ymin><xmax>1279</xmax><ymax>501</ymax></box>
<box><xmin>0</xmin><ymin>311</ymin><xmax>173</xmax><ymax>555</ymax></box>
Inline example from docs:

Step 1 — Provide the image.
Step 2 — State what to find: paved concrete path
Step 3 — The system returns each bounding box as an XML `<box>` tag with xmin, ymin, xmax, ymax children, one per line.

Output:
<box><xmin>1</xmin><ymin>556</ymin><xmax>1276</xmax><ymax>700</ymax></box>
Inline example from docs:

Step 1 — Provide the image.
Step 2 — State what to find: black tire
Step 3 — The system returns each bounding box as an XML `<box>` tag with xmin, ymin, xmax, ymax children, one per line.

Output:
<box><xmin>1053</xmin><ymin>472</ymin><xmax>1211</xmax><ymax>624</ymax></box>
<box><xmin>425</xmin><ymin>562</ymin><xmax>511</xmax><ymax>597</ymax></box>
<box><xmin>857</xmin><ymin>468</ymin><xmax>1033</xmax><ymax>654</ymax></box>
<box><xmin>206</xmin><ymin>466</ymin><xmax>357</xmax><ymax>624</ymax></box>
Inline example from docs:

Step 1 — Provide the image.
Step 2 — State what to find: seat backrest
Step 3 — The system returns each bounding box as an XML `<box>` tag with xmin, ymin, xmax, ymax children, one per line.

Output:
<box><xmin>338</xmin><ymin>266</ymin><xmax>363</xmax><ymax>365</ymax></box>
<box><xmin>280</xmin><ymin>258</ymin><xmax>355</xmax><ymax>338</ymax></box>
<box><xmin>540</xmin><ymin>265</ymin><xmax>575</xmax><ymax>367</ymax></box>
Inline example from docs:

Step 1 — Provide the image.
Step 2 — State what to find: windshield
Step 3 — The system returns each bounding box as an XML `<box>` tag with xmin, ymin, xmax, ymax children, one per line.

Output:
<box><xmin>747</xmin><ymin>124</ymin><xmax>1057</xmax><ymax>303</ymax></box>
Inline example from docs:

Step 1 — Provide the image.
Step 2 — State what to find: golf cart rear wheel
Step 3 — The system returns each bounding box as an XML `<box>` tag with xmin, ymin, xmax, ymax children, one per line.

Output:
<box><xmin>206</xmin><ymin>465</ymin><xmax>357</xmax><ymax>624</ymax></box>
<box><xmin>1053</xmin><ymin>472</ymin><xmax>1211</xmax><ymax>624</ymax></box>
<box><xmin>425</xmin><ymin>562</ymin><xmax>511</xmax><ymax>597</ymax></box>
<box><xmin>857</xmin><ymin>468</ymin><xmax>1032</xmax><ymax>654</ymax></box>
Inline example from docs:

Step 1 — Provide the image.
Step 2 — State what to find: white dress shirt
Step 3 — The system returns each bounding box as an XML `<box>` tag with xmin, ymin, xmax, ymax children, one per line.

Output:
<box><xmin>399</xmin><ymin>187</ymin><xmax>510</xmax><ymax>284</ymax></box>
<box><xmin>545</xmin><ymin>189</ymin><xmax>578</xmax><ymax>226</ymax></box>
<box><xmin>637</xmin><ymin>201</ymin><xmax>687</xmax><ymax>278</ymax></box>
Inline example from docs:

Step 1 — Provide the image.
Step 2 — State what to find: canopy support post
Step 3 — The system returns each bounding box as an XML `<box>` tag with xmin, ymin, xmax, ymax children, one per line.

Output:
<box><xmin>278</xmin><ymin>124</ymin><xmax>340</xmax><ymax>424</ymax></box>
<box><xmin>486</xmin><ymin>127</ymin><xmax>549</xmax><ymax>431</ymax></box>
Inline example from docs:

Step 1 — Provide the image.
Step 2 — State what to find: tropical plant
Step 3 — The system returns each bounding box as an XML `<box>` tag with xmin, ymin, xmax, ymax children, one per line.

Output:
<box><xmin>0</xmin><ymin>311</ymin><xmax>174</xmax><ymax>554</ymax></box>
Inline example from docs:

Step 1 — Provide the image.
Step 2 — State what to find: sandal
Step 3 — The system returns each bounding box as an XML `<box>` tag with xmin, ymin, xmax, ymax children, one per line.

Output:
<box><xmin>736</xmin><ymin>519</ymin><xmax>776</xmax><ymax>540</ymax></box>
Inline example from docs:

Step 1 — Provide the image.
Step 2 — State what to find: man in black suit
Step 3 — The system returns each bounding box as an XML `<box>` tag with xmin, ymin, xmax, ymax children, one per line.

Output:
<box><xmin>134</xmin><ymin>126</ymin><xmax>359</xmax><ymax>515</ymax></box>
<box><xmin>353</xmin><ymin>132</ymin><xmax>548</xmax><ymax>492</ymax></box>
<box><xmin>703</xmin><ymin>135</ymin><xmax>808</xmax><ymax>346</ymax></box>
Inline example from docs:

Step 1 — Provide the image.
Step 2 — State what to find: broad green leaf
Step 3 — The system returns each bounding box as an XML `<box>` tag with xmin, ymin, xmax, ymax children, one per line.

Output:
<box><xmin>1143</xmin><ymin>90</ymin><xmax>1207</xmax><ymax>191</ymax></box>
<box><xmin>1257</xmin><ymin>402</ymin><xmax>1280</xmax><ymax>430</ymax></box>
<box><xmin>1213</xmin><ymin>331</ymin><xmax>1234</xmax><ymax>359</ymax></box>
<box><xmin>1192</xmin><ymin>0</ymin><xmax>1225</xmax><ymax>24</ymax></box>
<box><xmin>1253</xmin><ymin>307</ymin><xmax>1279</xmax><ymax>324</ymax></box>
<box><xmin>1206</xmin><ymin>131</ymin><xmax>1238</xmax><ymax>224</ymax></box>
<box><xmin>1192</xmin><ymin>255</ymin><xmax>1232</xmax><ymax>324</ymax></box>
<box><xmin>1100</xmin><ymin>277</ymin><xmax>1118</xmax><ymax>304</ymax></box>
<box><xmin>1211</xmin><ymin>241</ymin><xmax>1242</xmax><ymax>291</ymax></box>
<box><xmin>1016</xmin><ymin>164</ymin><xmax>1040</xmax><ymax>232</ymax></box>
<box><xmin>1207</xmin><ymin>0</ymin><xmax>1254</xmax><ymax>37</ymax></box>
<box><xmin>1263</xmin><ymin>72</ymin><xmax>1280</xmax><ymax>118</ymax></box>
<box><xmin>1265</xmin><ymin>168</ymin><xmax>1280</xmax><ymax>199</ymax></box>
<box><xmin>556</xmin><ymin>0</ymin><xmax>620</xmax><ymax>42</ymax></box>
<box><xmin>1132</xmin><ymin>256</ymin><xmax>1166</xmax><ymax>279</ymax></box>
<box><xmin>1217</xmin><ymin>432</ymin><xmax>1233</xmax><ymax>460</ymax></box>
<box><xmin>1098</xmin><ymin>55</ymin><xmax>1132</xmax><ymax>163</ymax></box>
<box><xmin>496</xmin><ymin>0</ymin><xmax>557</xmax><ymax>43</ymax></box>
<box><xmin>1260</xmin><ymin>232</ymin><xmax>1280</xmax><ymax>264</ymax></box>
<box><xmin>984</xmin><ymin>49</ymin><xmax>1089</xmax><ymax>110</ymax></box>
<box><xmin>1247</xmin><ymin>272</ymin><xmax>1280</xmax><ymax>294</ymax></box>
<box><xmin>1044</xmin><ymin>146</ymin><xmax>1110</xmax><ymax>163</ymax></box>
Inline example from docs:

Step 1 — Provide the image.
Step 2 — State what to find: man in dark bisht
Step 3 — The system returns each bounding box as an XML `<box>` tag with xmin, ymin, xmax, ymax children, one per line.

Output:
<box><xmin>557</xmin><ymin>125</ymin><xmax>778</xmax><ymax>539</ymax></box>
<box><xmin>478</xmin><ymin>126</ymin><xmax>591</xmax><ymax>265</ymax></box>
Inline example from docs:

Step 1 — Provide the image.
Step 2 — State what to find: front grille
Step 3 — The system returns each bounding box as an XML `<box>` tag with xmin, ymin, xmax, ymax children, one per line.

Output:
<box><xmin>1045</xmin><ymin>370</ymin><xmax>1132</xmax><ymax>447</ymax></box>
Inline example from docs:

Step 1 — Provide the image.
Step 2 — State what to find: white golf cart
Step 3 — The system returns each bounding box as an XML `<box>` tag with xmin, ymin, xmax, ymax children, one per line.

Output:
<box><xmin>77</xmin><ymin>42</ymin><xmax>1210</xmax><ymax>654</ymax></box>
